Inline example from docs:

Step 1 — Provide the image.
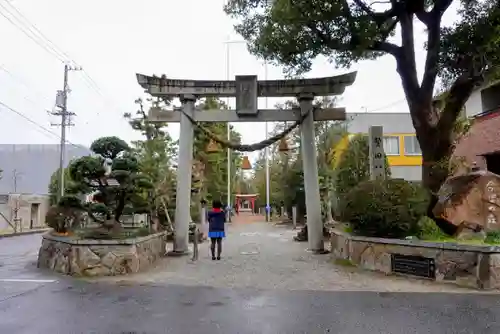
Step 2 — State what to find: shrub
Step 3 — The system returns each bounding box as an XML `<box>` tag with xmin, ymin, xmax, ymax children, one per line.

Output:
<box><xmin>340</xmin><ymin>178</ymin><xmax>429</xmax><ymax>238</ymax></box>
<box><xmin>418</xmin><ymin>216</ymin><xmax>449</xmax><ymax>240</ymax></box>
<box><xmin>485</xmin><ymin>231</ymin><xmax>500</xmax><ymax>244</ymax></box>
<box><xmin>334</xmin><ymin>134</ymin><xmax>391</xmax><ymax>214</ymax></box>
<box><xmin>45</xmin><ymin>205</ymin><xmax>83</xmax><ymax>233</ymax></box>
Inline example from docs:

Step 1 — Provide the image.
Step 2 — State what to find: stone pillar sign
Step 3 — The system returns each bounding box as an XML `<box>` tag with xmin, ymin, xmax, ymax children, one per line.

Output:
<box><xmin>368</xmin><ymin>125</ymin><xmax>386</xmax><ymax>180</ymax></box>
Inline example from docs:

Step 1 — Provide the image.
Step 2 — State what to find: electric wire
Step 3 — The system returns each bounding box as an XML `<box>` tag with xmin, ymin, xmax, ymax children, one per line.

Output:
<box><xmin>0</xmin><ymin>0</ymin><xmax>120</xmax><ymax>115</ymax></box>
<box><xmin>0</xmin><ymin>99</ymin><xmax>83</xmax><ymax>149</ymax></box>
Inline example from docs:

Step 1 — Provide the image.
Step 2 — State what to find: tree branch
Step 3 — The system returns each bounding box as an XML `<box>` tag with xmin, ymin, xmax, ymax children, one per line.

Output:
<box><xmin>352</xmin><ymin>0</ymin><xmax>396</xmax><ymax>25</ymax></box>
<box><xmin>420</xmin><ymin>0</ymin><xmax>454</xmax><ymax>101</ymax></box>
<box><xmin>437</xmin><ymin>74</ymin><xmax>480</xmax><ymax>147</ymax></box>
<box><xmin>307</xmin><ymin>23</ymin><xmax>400</xmax><ymax>56</ymax></box>
<box><xmin>432</xmin><ymin>0</ymin><xmax>454</xmax><ymax>16</ymax></box>
<box><xmin>397</xmin><ymin>11</ymin><xmax>419</xmax><ymax>105</ymax></box>
<box><xmin>114</xmin><ymin>191</ymin><xmax>126</xmax><ymax>222</ymax></box>
<box><xmin>415</xmin><ymin>11</ymin><xmax>430</xmax><ymax>26</ymax></box>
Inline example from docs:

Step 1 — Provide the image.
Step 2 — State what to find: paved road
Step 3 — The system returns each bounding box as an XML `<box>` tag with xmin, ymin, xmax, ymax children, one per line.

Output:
<box><xmin>1</xmin><ymin>281</ymin><xmax>500</xmax><ymax>333</ymax></box>
<box><xmin>0</xmin><ymin>233</ymin><xmax>61</xmax><ymax>317</ymax></box>
<box><xmin>101</xmin><ymin>222</ymin><xmax>475</xmax><ymax>292</ymax></box>
<box><xmin>1</xmin><ymin>225</ymin><xmax>500</xmax><ymax>333</ymax></box>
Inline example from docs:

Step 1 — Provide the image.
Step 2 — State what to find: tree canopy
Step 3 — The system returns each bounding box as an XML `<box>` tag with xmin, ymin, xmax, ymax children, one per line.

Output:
<box><xmin>225</xmin><ymin>1</ymin><xmax>500</xmax><ymax>181</ymax></box>
<box><xmin>60</xmin><ymin>136</ymin><xmax>153</xmax><ymax>229</ymax></box>
<box><xmin>225</xmin><ymin>0</ymin><xmax>500</xmax><ymax>228</ymax></box>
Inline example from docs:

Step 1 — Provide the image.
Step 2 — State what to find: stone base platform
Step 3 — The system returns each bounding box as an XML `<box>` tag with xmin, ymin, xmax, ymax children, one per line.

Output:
<box><xmin>37</xmin><ymin>231</ymin><xmax>168</xmax><ymax>277</ymax></box>
<box><xmin>331</xmin><ymin>229</ymin><xmax>500</xmax><ymax>290</ymax></box>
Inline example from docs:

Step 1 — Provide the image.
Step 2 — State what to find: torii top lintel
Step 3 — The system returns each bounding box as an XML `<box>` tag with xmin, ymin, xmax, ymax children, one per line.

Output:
<box><xmin>136</xmin><ymin>72</ymin><xmax>357</xmax><ymax>98</ymax></box>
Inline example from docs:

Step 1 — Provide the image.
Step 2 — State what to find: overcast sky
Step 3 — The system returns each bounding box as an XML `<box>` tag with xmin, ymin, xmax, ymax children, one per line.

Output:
<box><xmin>0</xmin><ymin>0</ymin><xmax>459</xmax><ymax>161</ymax></box>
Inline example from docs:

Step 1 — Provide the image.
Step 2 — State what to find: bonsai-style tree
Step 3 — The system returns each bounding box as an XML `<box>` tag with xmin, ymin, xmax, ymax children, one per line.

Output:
<box><xmin>225</xmin><ymin>0</ymin><xmax>500</xmax><ymax>231</ymax></box>
<box><xmin>59</xmin><ymin>136</ymin><xmax>153</xmax><ymax>231</ymax></box>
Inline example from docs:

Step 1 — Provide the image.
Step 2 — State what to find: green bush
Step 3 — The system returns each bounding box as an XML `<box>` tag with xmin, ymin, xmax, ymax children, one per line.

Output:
<box><xmin>334</xmin><ymin>134</ymin><xmax>391</xmax><ymax>214</ymax></box>
<box><xmin>485</xmin><ymin>231</ymin><xmax>500</xmax><ymax>244</ymax></box>
<box><xmin>340</xmin><ymin>178</ymin><xmax>429</xmax><ymax>238</ymax></box>
<box><xmin>418</xmin><ymin>216</ymin><xmax>449</xmax><ymax>240</ymax></box>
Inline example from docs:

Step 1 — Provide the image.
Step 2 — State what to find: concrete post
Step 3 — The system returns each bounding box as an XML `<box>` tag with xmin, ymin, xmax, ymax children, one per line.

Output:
<box><xmin>200</xmin><ymin>203</ymin><xmax>207</xmax><ymax>239</ymax></box>
<box><xmin>298</xmin><ymin>94</ymin><xmax>324</xmax><ymax>252</ymax></box>
<box><xmin>292</xmin><ymin>206</ymin><xmax>297</xmax><ymax>230</ymax></box>
<box><xmin>368</xmin><ymin>126</ymin><xmax>386</xmax><ymax>180</ymax></box>
<box><xmin>171</xmin><ymin>94</ymin><xmax>196</xmax><ymax>255</ymax></box>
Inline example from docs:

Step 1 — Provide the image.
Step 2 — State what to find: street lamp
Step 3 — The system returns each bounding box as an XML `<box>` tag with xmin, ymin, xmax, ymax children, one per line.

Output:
<box><xmin>264</xmin><ymin>62</ymin><xmax>271</xmax><ymax>222</ymax></box>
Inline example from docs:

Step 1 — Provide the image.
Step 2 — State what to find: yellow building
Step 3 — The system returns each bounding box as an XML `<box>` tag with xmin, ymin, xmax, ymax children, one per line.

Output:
<box><xmin>334</xmin><ymin>112</ymin><xmax>422</xmax><ymax>181</ymax></box>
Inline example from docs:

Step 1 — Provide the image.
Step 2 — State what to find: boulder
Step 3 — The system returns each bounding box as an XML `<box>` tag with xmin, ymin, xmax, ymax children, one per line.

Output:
<box><xmin>433</xmin><ymin>170</ymin><xmax>500</xmax><ymax>233</ymax></box>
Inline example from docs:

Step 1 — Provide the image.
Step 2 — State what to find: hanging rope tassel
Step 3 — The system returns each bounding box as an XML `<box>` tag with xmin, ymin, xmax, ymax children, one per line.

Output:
<box><xmin>179</xmin><ymin>107</ymin><xmax>311</xmax><ymax>152</ymax></box>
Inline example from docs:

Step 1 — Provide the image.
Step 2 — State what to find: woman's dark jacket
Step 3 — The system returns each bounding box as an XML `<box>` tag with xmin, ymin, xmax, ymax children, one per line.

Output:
<box><xmin>207</xmin><ymin>209</ymin><xmax>226</xmax><ymax>232</ymax></box>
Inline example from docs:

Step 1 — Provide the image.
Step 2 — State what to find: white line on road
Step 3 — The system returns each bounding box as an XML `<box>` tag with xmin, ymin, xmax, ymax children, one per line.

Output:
<box><xmin>0</xmin><ymin>278</ymin><xmax>57</xmax><ymax>283</ymax></box>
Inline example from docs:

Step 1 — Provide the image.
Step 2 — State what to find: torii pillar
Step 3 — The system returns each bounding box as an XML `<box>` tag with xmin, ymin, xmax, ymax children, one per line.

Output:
<box><xmin>173</xmin><ymin>94</ymin><xmax>196</xmax><ymax>255</ymax></box>
<box><xmin>298</xmin><ymin>93</ymin><xmax>323</xmax><ymax>252</ymax></box>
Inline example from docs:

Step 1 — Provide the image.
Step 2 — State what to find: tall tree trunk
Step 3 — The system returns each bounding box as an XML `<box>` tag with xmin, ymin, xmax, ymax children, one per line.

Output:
<box><xmin>420</xmin><ymin>148</ymin><xmax>458</xmax><ymax>235</ymax></box>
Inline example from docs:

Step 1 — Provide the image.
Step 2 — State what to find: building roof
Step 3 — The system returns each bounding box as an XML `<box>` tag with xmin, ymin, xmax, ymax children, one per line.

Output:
<box><xmin>0</xmin><ymin>144</ymin><xmax>91</xmax><ymax>195</ymax></box>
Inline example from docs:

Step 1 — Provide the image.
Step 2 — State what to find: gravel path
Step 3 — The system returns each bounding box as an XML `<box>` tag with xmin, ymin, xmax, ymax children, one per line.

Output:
<box><xmin>96</xmin><ymin>222</ymin><xmax>489</xmax><ymax>293</ymax></box>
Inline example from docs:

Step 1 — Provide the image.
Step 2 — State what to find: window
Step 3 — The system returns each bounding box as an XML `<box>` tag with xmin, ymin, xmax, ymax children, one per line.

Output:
<box><xmin>404</xmin><ymin>136</ymin><xmax>422</xmax><ymax>155</ymax></box>
<box><xmin>383</xmin><ymin>136</ymin><xmax>400</xmax><ymax>155</ymax></box>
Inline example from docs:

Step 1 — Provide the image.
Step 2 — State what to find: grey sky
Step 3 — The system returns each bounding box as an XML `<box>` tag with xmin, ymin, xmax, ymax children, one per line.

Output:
<box><xmin>0</xmin><ymin>0</ymin><xmax>459</xmax><ymax>161</ymax></box>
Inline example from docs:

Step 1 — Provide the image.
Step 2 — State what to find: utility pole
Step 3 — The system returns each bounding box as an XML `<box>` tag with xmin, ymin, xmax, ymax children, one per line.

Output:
<box><xmin>51</xmin><ymin>63</ymin><xmax>81</xmax><ymax>202</ymax></box>
<box><xmin>12</xmin><ymin>169</ymin><xmax>22</xmax><ymax>232</ymax></box>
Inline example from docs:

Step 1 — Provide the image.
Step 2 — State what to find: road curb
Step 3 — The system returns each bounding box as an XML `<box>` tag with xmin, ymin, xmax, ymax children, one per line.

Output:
<box><xmin>0</xmin><ymin>228</ymin><xmax>51</xmax><ymax>239</ymax></box>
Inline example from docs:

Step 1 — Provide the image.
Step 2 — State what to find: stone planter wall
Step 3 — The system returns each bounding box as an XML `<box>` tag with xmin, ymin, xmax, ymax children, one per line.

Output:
<box><xmin>37</xmin><ymin>231</ymin><xmax>168</xmax><ymax>277</ymax></box>
<box><xmin>331</xmin><ymin>230</ymin><xmax>500</xmax><ymax>290</ymax></box>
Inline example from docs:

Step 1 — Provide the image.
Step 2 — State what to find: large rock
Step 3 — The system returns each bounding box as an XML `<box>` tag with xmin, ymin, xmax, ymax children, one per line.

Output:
<box><xmin>433</xmin><ymin>170</ymin><xmax>500</xmax><ymax>235</ymax></box>
<box><xmin>37</xmin><ymin>231</ymin><xmax>168</xmax><ymax>277</ymax></box>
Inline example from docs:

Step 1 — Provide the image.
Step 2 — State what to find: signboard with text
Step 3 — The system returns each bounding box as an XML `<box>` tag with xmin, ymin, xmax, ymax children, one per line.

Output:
<box><xmin>368</xmin><ymin>126</ymin><xmax>386</xmax><ymax>180</ymax></box>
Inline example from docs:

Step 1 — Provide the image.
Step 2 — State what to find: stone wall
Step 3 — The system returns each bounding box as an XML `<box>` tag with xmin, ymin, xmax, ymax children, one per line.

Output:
<box><xmin>331</xmin><ymin>229</ymin><xmax>500</xmax><ymax>290</ymax></box>
<box><xmin>37</xmin><ymin>231</ymin><xmax>168</xmax><ymax>277</ymax></box>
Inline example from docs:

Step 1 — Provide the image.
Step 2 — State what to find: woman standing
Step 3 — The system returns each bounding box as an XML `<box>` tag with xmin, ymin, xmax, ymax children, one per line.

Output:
<box><xmin>207</xmin><ymin>200</ymin><xmax>226</xmax><ymax>260</ymax></box>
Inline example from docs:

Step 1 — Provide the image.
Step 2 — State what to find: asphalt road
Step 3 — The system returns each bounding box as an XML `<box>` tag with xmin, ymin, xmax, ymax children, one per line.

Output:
<box><xmin>1</xmin><ymin>233</ymin><xmax>500</xmax><ymax>333</ymax></box>
<box><xmin>1</xmin><ymin>281</ymin><xmax>500</xmax><ymax>334</ymax></box>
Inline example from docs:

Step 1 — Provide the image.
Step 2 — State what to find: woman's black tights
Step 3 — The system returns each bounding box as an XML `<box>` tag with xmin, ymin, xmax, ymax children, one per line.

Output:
<box><xmin>210</xmin><ymin>237</ymin><xmax>222</xmax><ymax>260</ymax></box>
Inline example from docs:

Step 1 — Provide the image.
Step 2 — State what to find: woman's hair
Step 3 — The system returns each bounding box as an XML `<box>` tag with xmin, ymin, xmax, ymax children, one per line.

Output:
<box><xmin>212</xmin><ymin>200</ymin><xmax>223</xmax><ymax>209</ymax></box>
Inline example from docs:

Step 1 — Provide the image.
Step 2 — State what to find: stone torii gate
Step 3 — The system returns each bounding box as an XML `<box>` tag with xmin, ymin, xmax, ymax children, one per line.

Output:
<box><xmin>136</xmin><ymin>72</ymin><xmax>357</xmax><ymax>255</ymax></box>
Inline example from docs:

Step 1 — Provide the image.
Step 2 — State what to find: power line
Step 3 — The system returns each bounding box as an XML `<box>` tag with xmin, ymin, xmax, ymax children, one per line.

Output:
<box><xmin>0</xmin><ymin>63</ymin><xmax>53</xmax><ymax>105</ymax></box>
<box><xmin>0</xmin><ymin>1</ymin><xmax>65</xmax><ymax>62</ymax></box>
<box><xmin>0</xmin><ymin>0</ymin><xmax>121</xmax><ymax>114</ymax></box>
<box><xmin>0</xmin><ymin>99</ymin><xmax>81</xmax><ymax>149</ymax></box>
<box><xmin>2</xmin><ymin>0</ymin><xmax>72</xmax><ymax>60</ymax></box>
<box><xmin>366</xmin><ymin>99</ymin><xmax>406</xmax><ymax>112</ymax></box>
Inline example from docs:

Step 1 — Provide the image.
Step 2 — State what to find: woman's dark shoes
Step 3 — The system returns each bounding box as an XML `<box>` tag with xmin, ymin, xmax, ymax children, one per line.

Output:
<box><xmin>216</xmin><ymin>256</ymin><xmax>221</xmax><ymax>260</ymax></box>
<box><xmin>212</xmin><ymin>256</ymin><xmax>216</xmax><ymax>260</ymax></box>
